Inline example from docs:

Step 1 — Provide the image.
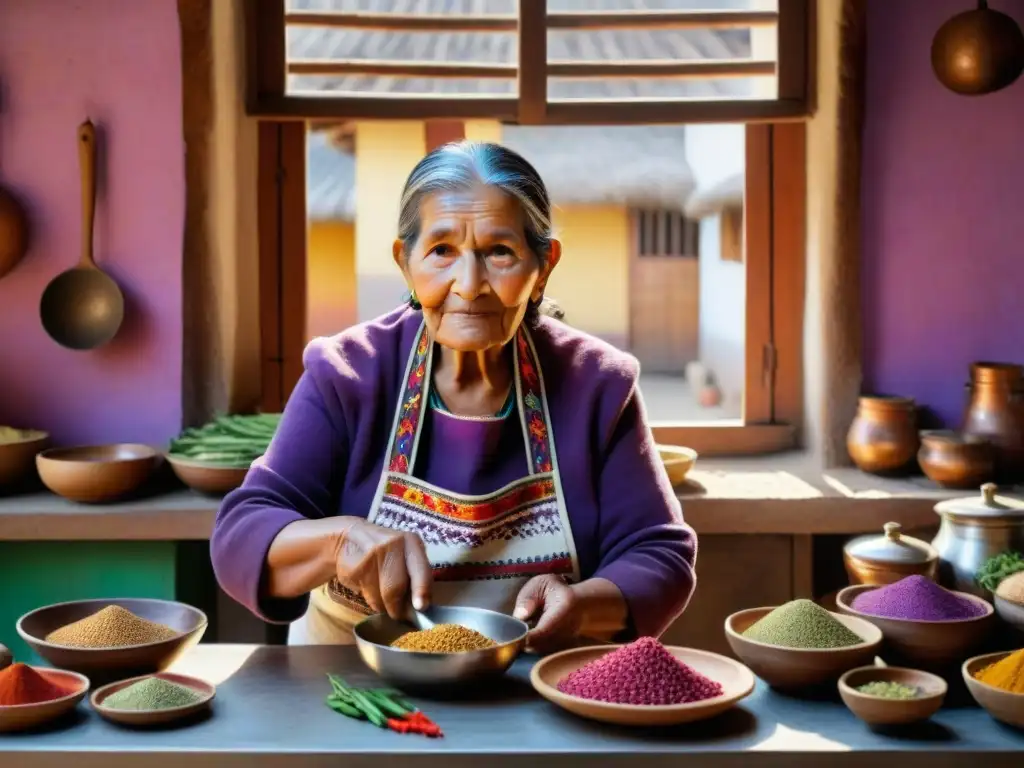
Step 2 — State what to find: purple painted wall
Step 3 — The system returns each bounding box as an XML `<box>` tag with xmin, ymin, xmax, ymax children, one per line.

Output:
<box><xmin>0</xmin><ymin>1</ymin><xmax>184</xmax><ymax>445</ymax></box>
<box><xmin>862</xmin><ymin>0</ymin><xmax>1024</xmax><ymax>427</ymax></box>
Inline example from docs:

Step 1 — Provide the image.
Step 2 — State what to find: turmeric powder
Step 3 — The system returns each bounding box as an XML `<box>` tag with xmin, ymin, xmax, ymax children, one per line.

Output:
<box><xmin>974</xmin><ymin>649</ymin><xmax>1024</xmax><ymax>693</ymax></box>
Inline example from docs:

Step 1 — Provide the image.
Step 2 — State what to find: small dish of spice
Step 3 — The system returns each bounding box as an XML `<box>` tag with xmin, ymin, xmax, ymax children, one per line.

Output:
<box><xmin>724</xmin><ymin>601</ymin><xmax>882</xmax><ymax>690</ymax></box>
<box><xmin>530</xmin><ymin>638</ymin><xmax>755</xmax><ymax>726</ymax></box>
<box><xmin>0</xmin><ymin>662</ymin><xmax>90</xmax><ymax>733</ymax></box>
<box><xmin>838</xmin><ymin>666</ymin><xmax>947</xmax><ymax>726</ymax></box>
<box><xmin>91</xmin><ymin>672</ymin><xmax>214</xmax><ymax>727</ymax></box>
<box><xmin>352</xmin><ymin>605</ymin><xmax>528</xmax><ymax>689</ymax></box>
<box><xmin>836</xmin><ymin>577</ymin><xmax>995</xmax><ymax>667</ymax></box>
<box><xmin>963</xmin><ymin>649</ymin><xmax>1024</xmax><ymax>729</ymax></box>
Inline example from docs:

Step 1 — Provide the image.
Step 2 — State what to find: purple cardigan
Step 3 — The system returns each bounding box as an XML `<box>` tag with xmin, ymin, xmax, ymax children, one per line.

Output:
<box><xmin>210</xmin><ymin>307</ymin><xmax>697</xmax><ymax>638</ymax></box>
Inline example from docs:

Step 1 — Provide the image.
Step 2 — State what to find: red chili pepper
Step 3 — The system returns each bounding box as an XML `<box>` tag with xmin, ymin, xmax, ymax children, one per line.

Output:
<box><xmin>387</xmin><ymin>718</ymin><xmax>410</xmax><ymax>734</ymax></box>
<box><xmin>401</xmin><ymin>711</ymin><xmax>443</xmax><ymax>737</ymax></box>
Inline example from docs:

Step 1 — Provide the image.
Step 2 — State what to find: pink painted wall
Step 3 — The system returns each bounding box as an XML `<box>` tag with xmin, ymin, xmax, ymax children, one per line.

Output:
<box><xmin>862</xmin><ymin>0</ymin><xmax>1024</xmax><ymax>428</ymax></box>
<box><xmin>0</xmin><ymin>0</ymin><xmax>184</xmax><ymax>445</ymax></box>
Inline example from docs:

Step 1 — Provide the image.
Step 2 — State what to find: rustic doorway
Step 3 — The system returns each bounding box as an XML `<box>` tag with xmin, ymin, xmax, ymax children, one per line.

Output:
<box><xmin>628</xmin><ymin>209</ymin><xmax>700</xmax><ymax>374</ymax></box>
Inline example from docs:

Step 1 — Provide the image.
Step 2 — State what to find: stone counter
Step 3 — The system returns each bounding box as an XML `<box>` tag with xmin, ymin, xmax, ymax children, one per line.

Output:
<box><xmin>1</xmin><ymin>645</ymin><xmax>1021</xmax><ymax>768</ymax></box>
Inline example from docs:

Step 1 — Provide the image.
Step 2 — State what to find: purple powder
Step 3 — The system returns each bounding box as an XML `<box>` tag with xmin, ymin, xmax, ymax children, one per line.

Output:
<box><xmin>850</xmin><ymin>575</ymin><xmax>987</xmax><ymax>621</ymax></box>
<box><xmin>556</xmin><ymin>637</ymin><xmax>723</xmax><ymax>705</ymax></box>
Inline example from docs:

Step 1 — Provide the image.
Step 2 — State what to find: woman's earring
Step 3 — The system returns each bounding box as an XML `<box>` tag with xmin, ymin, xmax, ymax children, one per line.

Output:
<box><xmin>408</xmin><ymin>291</ymin><xmax>422</xmax><ymax>310</ymax></box>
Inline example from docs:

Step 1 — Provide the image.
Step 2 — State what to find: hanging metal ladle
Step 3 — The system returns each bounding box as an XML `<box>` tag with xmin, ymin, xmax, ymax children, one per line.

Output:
<box><xmin>932</xmin><ymin>0</ymin><xmax>1024</xmax><ymax>95</ymax></box>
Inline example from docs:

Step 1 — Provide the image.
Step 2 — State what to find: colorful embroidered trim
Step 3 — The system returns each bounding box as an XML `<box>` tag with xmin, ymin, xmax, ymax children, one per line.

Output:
<box><xmin>516</xmin><ymin>331</ymin><xmax>553</xmax><ymax>474</ymax></box>
<box><xmin>384</xmin><ymin>477</ymin><xmax>555</xmax><ymax>523</ymax></box>
<box><xmin>388</xmin><ymin>328</ymin><xmax>430</xmax><ymax>473</ymax></box>
<box><xmin>374</xmin><ymin>504</ymin><xmax>564</xmax><ymax>548</ymax></box>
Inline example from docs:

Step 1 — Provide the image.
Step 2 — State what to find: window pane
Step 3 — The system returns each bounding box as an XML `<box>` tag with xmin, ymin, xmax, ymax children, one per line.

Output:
<box><xmin>304</xmin><ymin>121</ymin><xmax>747</xmax><ymax>423</ymax></box>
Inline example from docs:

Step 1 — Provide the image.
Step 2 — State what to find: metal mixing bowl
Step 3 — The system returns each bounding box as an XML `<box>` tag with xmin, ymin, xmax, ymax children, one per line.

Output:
<box><xmin>353</xmin><ymin>605</ymin><xmax>528</xmax><ymax>690</ymax></box>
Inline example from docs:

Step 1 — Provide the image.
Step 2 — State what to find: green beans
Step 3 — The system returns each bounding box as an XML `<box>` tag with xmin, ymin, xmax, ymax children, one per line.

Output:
<box><xmin>167</xmin><ymin>414</ymin><xmax>281</xmax><ymax>468</ymax></box>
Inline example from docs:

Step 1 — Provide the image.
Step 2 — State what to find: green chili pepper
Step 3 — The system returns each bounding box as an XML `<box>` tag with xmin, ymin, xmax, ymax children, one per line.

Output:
<box><xmin>364</xmin><ymin>689</ymin><xmax>411</xmax><ymax>718</ymax></box>
<box><xmin>326</xmin><ymin>696</ymin><xmax>363</xmax><ymax>719</ymax></box>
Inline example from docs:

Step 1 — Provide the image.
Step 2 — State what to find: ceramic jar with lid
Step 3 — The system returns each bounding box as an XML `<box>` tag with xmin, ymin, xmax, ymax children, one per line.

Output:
<box><xmin>843</xmin><ymin>522</ymin><xmax>939</xmax><ymax>586</ymax></box>
<box><xmin>932</xmin><ymin>483</ymin><xmax>1024</xmax><ymax>598</ymax></box>
<box><xmin>847</xmin><ymin>396</ymin><xmax>919</xmax><ymax>475</ymax></box>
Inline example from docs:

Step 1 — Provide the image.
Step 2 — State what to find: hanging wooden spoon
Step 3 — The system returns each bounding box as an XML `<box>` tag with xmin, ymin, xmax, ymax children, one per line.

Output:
<box><xmin>0</xmin><ymin>80</ymin><xmax>29</xmax><ymax>279</ymax></box>
<box><xmin>932</xmin><ymin>0</ymin><xmax>1024</xmax><ymax>95</ymax></box>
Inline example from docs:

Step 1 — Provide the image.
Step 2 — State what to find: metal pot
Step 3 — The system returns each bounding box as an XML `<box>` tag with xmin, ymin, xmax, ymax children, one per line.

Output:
<box><xmin>932</xmin><ymin>483</ymin><xmax>1024</xmax><ymax>598</ymax></box>
<box><xmin>844</xmin><ymin>522</ymin><xmax>939</xmax><ymax>586</ymax></box>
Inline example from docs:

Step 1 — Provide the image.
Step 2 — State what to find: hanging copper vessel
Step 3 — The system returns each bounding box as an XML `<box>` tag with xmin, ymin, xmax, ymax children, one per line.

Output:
<box><xmin>931</xmin><ymin>0</ymin><xmax>1024</xmax><ymax>95</ymax></box>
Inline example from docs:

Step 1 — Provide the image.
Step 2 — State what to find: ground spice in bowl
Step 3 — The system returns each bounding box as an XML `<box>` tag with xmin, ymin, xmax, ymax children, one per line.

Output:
<box><xmin>855</xmin><ymin>680</ymin><xmax>919</xmax><ymax>700</ymax></box>
<box><xmin>742</xmin><ymin>600</ymin><xmax>865</xmax><ymax>649</ymax></box>
<box><xmin>557</xmin><ymin>637</ymin><xmax>723</xmax><ymax>706</ymax></box>
<box><xmin>45</xmin><ymin>605</ymin><xmax>179</xmax><ymax>648</ymax></box>
<box><xmin>974</xmin><ymin>649</ymin><xmax>1024</xmax><ymax>693</ymax></box>
<box><xmin>0</xmin><ymin>663</ymin><xmax>74</xmax><ymax>706</ymax></box>
<box><xmin>996</xmin><ymin>572</ymin><xmax>1024</xmax><ymax>605</ymax></box>
<box><xmin>102</xmin><ymin>677</ymin><xmax>204</xmax><ymax>711</ymax></box>
<box><xmin>390</xmin><ymin>624</ymin><xmax>496</xmax><ymax>653</ymax></box>
<box><xmin>851</xmin><ymin>575</ymin><xmax>987</xmax><ymax>621</ymax></box>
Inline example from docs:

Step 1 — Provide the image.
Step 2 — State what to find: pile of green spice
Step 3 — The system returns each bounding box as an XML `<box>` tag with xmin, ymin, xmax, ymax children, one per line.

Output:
<box><xmin>742</xmin><ymin>599</ymin><xmax>865</xmax><ymax>649</ymax></box>
<box><xmin>103</xmin><ymin>677</ymin><xmax>204</xmax><ymax>711</ymax></box>
<box><xmin>855</xmin><ymin>681</ymin><xmax>919</xmax><ymax>700</ymax></box>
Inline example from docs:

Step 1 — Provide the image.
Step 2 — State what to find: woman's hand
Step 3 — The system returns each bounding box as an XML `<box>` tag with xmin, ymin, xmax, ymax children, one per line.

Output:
<box><xmin>333</xmin><ymin>519</ymin><xmax>433</xmax><ymax>619</ymax></box>
<box><xmin>514</xmin><ymin>575</ymin><xmax>630</xmax><ymax>653</ymax></box>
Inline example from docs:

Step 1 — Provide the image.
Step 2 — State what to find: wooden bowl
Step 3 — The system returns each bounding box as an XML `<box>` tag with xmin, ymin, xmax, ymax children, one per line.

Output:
<box><xmin>994</xmin><ymin>595</ymin><xmax>1024</xmax><ymax>635</ymax></box>
<box><xmin>836</xmin><ymin>584</ymin><xmax>995</xmax><ymax>667</ymax></box>
<box><xmin>91</xmin><ymin>672</ymin><xmax>214</xmax><ymax>727</ymax></box>
<box><xmin>838</xmin><ymin>665</ymin><xmax>947</xmax><ymax>726</ymax></box>
<box><xmin>0</xmin><ymin>429</ymin><xmax>49</xmax><ymax>487</ymax></box>
<box><xmin>724</xmin><ymin>607</ymin><xmax>882</xmax><ymax>690</ymax></box>
<box><xmin>657</xmin><ymin>445</ymin><xmax>698</xmax><ymax>487</ymax></box>
<box><xmin>0</xmin><ymin>667</ymin><xmax>89</xmax><ymax>733</ymax></box>
<box><xmin>17</xmin><ymin>598</ymin><xmax>208</xmax><ymax>685</ymax></box>
<box><xmin>166</xmin><ymin>455</ymin><xmax>248</xmax><ymax>495</ymax></box>
<box><xmin>36</xmin><ymin>444</ymin><xmax>160</xmax><ymax>503</ymax></box>
<box><xmin>530</xmin><ymin>645</ymin><xmax>754</xmax><ymax>726</ymax></box>
<box><xmin>963</xmin><ymin>651</ymin><xmax>1024</xmax><ymax>729</ymax></box>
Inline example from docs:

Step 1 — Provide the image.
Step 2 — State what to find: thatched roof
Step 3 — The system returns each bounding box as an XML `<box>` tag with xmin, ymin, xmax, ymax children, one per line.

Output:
<box><xmin>299</xmin><ymin>0</ymin><xmax>756</xmax><ymax>220</ymax></box>
<box><xmin>684</xmin><ymin>172</ymin><xmax>743</xmax><ymax>219</ymax></box>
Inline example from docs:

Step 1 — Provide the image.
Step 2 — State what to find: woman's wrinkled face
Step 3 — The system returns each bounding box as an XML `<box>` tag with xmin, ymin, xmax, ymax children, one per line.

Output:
<box><xmin>394</xmin><ymin>184</ymin><xmax>560</xmax><ymax>352</ymax></box>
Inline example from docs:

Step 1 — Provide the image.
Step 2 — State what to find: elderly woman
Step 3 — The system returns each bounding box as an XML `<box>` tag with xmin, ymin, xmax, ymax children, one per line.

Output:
<box><xmin>211</xmin><ymin>142</ymin><xmax>696</xmax><ymax>650</ymax></box>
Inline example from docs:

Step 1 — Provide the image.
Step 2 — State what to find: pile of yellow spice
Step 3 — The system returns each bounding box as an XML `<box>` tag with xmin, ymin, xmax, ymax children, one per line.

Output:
<box><xmin>45</xmin><ymin>606</ymin><xmax>179</xmax><ymax>648</ymax></box>
<box><xmin>390</xmin><ymin>624</ymin><xmax>496</xmax><ymax>653</ymax></box>
<box><xmin>974</xmin><ymin>648</ymin><xmax>1024</xmax><ymax>694</ymax></box>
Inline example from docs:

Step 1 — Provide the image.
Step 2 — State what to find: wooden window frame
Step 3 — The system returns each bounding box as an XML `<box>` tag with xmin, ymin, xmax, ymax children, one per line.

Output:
<box><xmin>257</xmin><ymin>121</ymin><xmax>805</xmax><ymax>455</ymax></box>
<box><xmin>245</xmin><ymin>0</ymin><xmax>812</xmax><ymax>126</ymax></box>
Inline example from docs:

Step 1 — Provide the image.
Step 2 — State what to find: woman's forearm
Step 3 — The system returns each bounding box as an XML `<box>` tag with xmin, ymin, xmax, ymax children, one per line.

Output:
<box><xmin>264</xmin><ymin>517</ymin><xmax>347</xmax><ymax>599</ymax></box>
<box><xmin>573</xmin><ymin>577</ymin><xmax>629</xmax><ymax>638</ymax></box>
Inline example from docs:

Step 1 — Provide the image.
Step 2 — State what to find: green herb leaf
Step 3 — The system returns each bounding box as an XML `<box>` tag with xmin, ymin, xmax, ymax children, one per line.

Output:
<box><xmin>976</xmin><ymin>551</ymin><xmax>1024</xmax><ymax>592</ymax></box>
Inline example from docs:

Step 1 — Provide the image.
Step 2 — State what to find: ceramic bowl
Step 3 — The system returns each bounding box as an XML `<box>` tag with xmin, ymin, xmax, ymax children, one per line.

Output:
<box><xmin>36</xmin><ymin>444</ymin><xmax>161</xmax><ymax>503</ymax></box>
<box><xmin>91</xmin><ymin>672</ymin><xmax>215</xmax><ymax>727</ymax></box>
<box><xmin>353</xmin><ymin>605</ymin><xmax>528</xmax><ymax>690</ymax></box>
<box><xmin>166</xmin><ymin>455</ymin><xmax>249</xmax><ymax>495</ymax></box>
<box><xmin>17</xmin><ymin>598</ymin><xmax>207</xmax><ymax>685</ymax></box>
<box><xmin>0</xmin><ymin>429</ymin><xmax>49</xmax><ymax>487</ymax></box>
<box><xmin>963</xmin><ymin>651</ymin><xmax>1024</xmax><ymax>729</ymax></box>
<box><xmin>994</xmin><ymin>595</ymin><xmax>1024</xmax><ymax>635</ymax></box>
<box><xmin>838</xmin><ymin>665</ymin><xmax>947</xmax><ymax>726</ymax></box>
<box><xmin>724</xmin><ymin>606</ymin><xmax>883</xmax><ymax>690</ymax></box>
<box><xmin>656</xmin><ymin>445</ymin><xmax>698</xmax><ymax>487</ymax></box>
<box><xmin>836</xmin><ymin>584</ymin><xmax>994</xmax><ymax>667</ymax></box>
<box><xmin>0</xmin><ymin>667</ymin><xmax>89</xmax><ymax>733</ymax></box>
<box><xmin>530</xmin><ymin>645</ymin><xmax>754</xmax><ymax>726</ymax></box>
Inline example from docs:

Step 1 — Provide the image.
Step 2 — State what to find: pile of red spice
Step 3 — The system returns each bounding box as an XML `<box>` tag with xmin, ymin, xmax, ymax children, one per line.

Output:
<box><xmin>557</xmin><ymin>637</ymin><xmax>724</xmax><ymax>706</ymax></box>
<box><xmin>0</xmin><ymin>663</ymin><xmax>74</xmax><ymax>706</ymax></box>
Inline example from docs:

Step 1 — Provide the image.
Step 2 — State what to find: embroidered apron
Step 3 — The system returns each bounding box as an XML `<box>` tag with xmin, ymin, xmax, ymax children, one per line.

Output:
<box><xmin>291</xmin><ymin>322</ymin><xmax>580</xmax><ymax>645</ymax></box>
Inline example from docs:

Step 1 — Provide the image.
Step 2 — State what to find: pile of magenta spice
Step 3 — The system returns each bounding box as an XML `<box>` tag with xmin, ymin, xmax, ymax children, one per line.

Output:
<box><xmin>557</xmin><ymin>637</ymin><xmax>723</xmax><ymax>706</ymax></box>
<box><xmin>851</xmin><ymin>575</ymin><xmax>987</xmax><ymax>621</ymax></box>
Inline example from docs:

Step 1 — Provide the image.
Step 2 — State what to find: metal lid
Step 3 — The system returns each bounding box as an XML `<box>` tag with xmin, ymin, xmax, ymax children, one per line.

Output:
<box><xmin>935</xmin><ymin>483</ymin><xmax>1024</xmax><ymax>518</ymax></box>
<box><xmin>844</xmin><ymin>522</ymin><xmax>938</xmax><ymax>565</ymax></box>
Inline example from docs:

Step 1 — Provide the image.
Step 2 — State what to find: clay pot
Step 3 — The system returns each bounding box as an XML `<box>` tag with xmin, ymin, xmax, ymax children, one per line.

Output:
<box><xmin>918</xmin><ymin>430</ymin><xmax>995</xmax><ymax>489</ymax></box>
<box><xmin>963</xmin><ymin>362</ymin><xmax>1024</xmax><ymax>483</ymax></box>
<box><xmin>847</xmin><ymin>396</ymin><xmax>919</xmax><ymax>475</ymax></box>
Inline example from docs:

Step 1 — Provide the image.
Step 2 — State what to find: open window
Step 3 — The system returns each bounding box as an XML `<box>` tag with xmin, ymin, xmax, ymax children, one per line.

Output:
<box><xmin>251</xmin><ymin>2</ymin><xmax>809</xmax><ymax>456</ymax></box>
